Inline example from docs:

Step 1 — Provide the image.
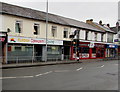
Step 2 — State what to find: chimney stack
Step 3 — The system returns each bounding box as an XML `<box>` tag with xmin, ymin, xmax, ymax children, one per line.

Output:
<box><xmin>86</xmin><ymin>19</ymin><xmax>93</xmax><ymax>23</ymax></box>
<box><xmin>107</xmin><ymin>24</ymin><xmax>110</xmax><ymax>28</ymax></box>
<box><xmin>99</xmin><ymin>20</ymin><xmax>102</xmax><ymax>25</ymax></box>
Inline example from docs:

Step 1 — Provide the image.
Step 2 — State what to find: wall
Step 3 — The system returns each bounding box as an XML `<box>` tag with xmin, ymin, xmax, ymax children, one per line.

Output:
<box><xmin>3</xmin><ymin>14</ymin><xmax>72</xmax><ymax>41</ymax></box>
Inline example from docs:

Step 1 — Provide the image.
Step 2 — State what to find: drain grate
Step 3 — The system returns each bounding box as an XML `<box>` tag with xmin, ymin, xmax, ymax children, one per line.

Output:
<box><xmin>106</xmin><ymin>73</ymin><xmax>117</xmax><ymax>76</ymax></box>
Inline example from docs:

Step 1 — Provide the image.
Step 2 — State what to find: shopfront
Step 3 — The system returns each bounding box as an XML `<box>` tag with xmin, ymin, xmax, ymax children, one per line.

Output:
<box><xmin>106</xmin><ymin>44</ymin><xmax>118</xmax><ymax>58</ymax></box>
<box><xmin>0</xmin><ymin>32</ymin><xmax>7</xmax><ymax>64</ymax></box>
<box><xmin>8</xmin><ymin>36</ymin><xmax>63</xmax><ymax>62</ymax></box>
<box><xmin>71</xmin><ymin>42</ymin><xmax>105</xmax><ymax>60</ymax></box>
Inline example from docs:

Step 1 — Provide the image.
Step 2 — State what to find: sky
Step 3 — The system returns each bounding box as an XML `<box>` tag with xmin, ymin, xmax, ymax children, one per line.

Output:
<box><xmin>1</xmin><ymin>0</ymin><xmax>119</xmax><ymax>27</ymax></box>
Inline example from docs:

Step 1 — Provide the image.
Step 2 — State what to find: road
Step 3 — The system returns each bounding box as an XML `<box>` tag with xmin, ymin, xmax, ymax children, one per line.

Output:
<box><xmin>2</xmin><ymin>60</ymin><xmax>118</xmax><ymax>90</ymax></box>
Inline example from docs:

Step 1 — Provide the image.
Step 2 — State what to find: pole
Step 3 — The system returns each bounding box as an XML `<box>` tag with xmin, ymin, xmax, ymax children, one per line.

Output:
<box><xmin>76</xmin><ymin>29</ymin><xmax>80</xmax><ymax>62</ymax></box>
<box><xmin>45</xmin><ymin>0</ymin><xmax>48</xmax><ymax>62</ymax></box>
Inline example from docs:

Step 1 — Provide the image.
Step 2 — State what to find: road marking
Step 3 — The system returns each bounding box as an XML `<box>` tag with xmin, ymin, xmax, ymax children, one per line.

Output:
<box><xmin>76</xmin><ymin>67</ymin><xmax>83</xmax><ymax>71</ymax></box>
<box><xmin>0</xmin><ymin>77</ymin><xmax>17</xmax><ymax>79</ymax></box>
<box><xmin>54</xmin><ymin>70</ymin><xmax>70</xmax><ymax>72</ymax></box>
<box><xmin>17</xmin><ymin>76</ymin><xmax>34</xmax><ymax>78</ymax></box>
<box><xmin>97</xmin><ymin>65</ymin><xmax>104</xmax><ymax>68</ymax></box>
<box><xmin>43</xmin><ymin>71</ymin><xmax>53</xmax><ymax>75</ymax></box>
<box><xmin>0</xmin><ymin>75</ymin><xmax>34</xmax><ymax>79</ymax></box>
<box><xmin>35</xmin><ymin>71</ymin><xmax>52</xmax><ymax>77</ymax></box>
<box><xmin>100</xmin><ymin>65</ymin><xmax>104</xmax><ymax>67</ymax></box>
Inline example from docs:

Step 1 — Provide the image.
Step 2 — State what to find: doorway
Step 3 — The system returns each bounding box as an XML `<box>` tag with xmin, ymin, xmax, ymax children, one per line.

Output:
<box><xmin>34</xmin><ymin>45</ymin><xmax>42</xmax><ymax>61</ymax></box>
<box><xmin>64</xmin><ymin>46</ymin><xmax>70</xmax><ymax>60</ymax></box>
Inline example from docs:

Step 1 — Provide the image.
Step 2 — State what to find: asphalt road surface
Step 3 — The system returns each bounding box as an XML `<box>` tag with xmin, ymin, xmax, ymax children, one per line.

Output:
<box><xmin>2</xmin><ymin>60</ymin><xmax>118</xmax><ymax>90</ymax></box>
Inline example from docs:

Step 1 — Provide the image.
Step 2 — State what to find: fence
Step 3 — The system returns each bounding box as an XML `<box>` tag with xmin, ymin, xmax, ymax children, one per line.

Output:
<box><xmin>1</xmin><ymin>54</ymin><xmax>120</xmax><ymax>64</ymax></box>
<box><xmin>5</xmin><ymin>55</ymin><xmax>71</xmax><ymax>64</ymax></box>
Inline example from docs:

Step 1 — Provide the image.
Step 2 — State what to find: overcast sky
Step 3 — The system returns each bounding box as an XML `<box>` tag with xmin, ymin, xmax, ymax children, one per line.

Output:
<box><xmin>1</xmin><ymin>0</ymin><xmax>119</xmax><ymax>27</ymax></box>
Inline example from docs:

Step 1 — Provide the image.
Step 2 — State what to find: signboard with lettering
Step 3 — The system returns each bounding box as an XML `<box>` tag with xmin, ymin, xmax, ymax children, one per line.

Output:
<box><xmin>106</xmin><ymin>44</ymin><xmax>118</xmax><ymax>48</ymax></box>
<box><xmin>0</xmin><ymin>37</ymin><xmax>7</xmax><ymax>43</ymax></box>
<box><xmin>89</xmin><ymin>42</ymin><xmax>94</xmax><ymax>48</ymax></box>
<box><xmin>8</xmin><ymin>36</ymin><xmax>63</xmax><ymax>45</ymax></box>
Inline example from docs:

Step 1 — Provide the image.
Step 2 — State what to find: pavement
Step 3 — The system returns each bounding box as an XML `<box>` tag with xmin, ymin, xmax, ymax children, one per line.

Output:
<box><xmin>1</xmin><ymin>57</ymin><xmax>119</xmax><ymax>69</ymax></box>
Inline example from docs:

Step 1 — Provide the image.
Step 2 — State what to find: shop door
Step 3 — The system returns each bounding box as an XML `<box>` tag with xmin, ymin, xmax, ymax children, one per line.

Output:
<box><xmin>35</xmin><ymin>45</ymin><xmax>42</xmax><ymax>61</ymax></box>
<box><xmin>96</xmin><ymin>48</ymin><xmax>105</xmax><ymax>58</ymax></box>
<box><xmin>64</xmin><ymin>46</ymin><xmax>70</xmax><ymax>59</ymax></box>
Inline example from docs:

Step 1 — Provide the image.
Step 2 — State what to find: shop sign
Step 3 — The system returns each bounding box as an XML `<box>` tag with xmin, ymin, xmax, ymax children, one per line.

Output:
<box><xmin>8</xmin><ymin>36</ymin><xmax>31</xmax><ymax>44</ymax></box>
<box><xmin>92</xmin><ymin>54</ymin><xmax>96</xmax><ymax>58</ymax></box>
<box><xmin>0</xmin><ymin>33</ymin><xmax>6</xmax><ymax>36</ymax></box>
<box><xmin>107</xmin><ymin>44</ymin><xmax>118</xmax><ymax>48</ymax></box>
<box><xmin>8</xmin><ymin>36</ymin><xmax>63</xmax><ymax>45</ymax></box>
<box><xmin>89</xmin><ymin>42</ymin><xmax>94</xmax><ymax>48</ymax></box>
<box><xmin>95</xmin><ymin>44</ymin><xmax>104</xmax><ymax>48</ymax></box>
<box><xmin>0</xmin><ymin>37</ymin><xmax>6</xmax><ymax>42</ymax></box>
<box><xmin>114</xmin><ymin>39</ymin><xmax>119</xmax><ymax>42</ymax></box>
<box><xmin>31</xmin><ymin>39</ymin><xmax>45</xmax><ymax>44</ymax></box>
<box><xmin>79</xmin><ymin>44</ymin><xmax>89</xmax><ymax>46</ymax></box>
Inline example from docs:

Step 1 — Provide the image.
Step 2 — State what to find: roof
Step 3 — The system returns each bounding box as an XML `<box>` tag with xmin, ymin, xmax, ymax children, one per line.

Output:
<box><xmin>93</xmin><ymin>22</ymin><xmax>116</xmax><ymax>33</ymax></box>
<box><xmin>0</xmin><ymin>2</ymin><xmax>105</xmax><ymax>33</ymax></box>
<box><xmin>110</xmin><ymin>26</ymin><xmax>120</xmax><ymax>33</ymax></box>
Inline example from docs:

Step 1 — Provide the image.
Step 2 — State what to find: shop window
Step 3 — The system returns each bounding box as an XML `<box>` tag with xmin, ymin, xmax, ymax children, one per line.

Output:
<box><xmin>34</xmin><ymin>23</ymin><xmax>39</xmax><ymax>35</ymax></box>
<box><xmin>101</xmin><ymin>34</ymin><xmax>104</xmax><ymax>42</ymax></box>
<box><xmin>92</xmin><ymin>48</ymin><xmax>96</xmax><ymax>53</ymax></box>
<box><xmin>15</xmin><ymin>21</ymin><xmax>22</xmax><ymax>33</ymax></box>
<box><xmin>73</xmin><ymin>47</ymin><xmax>77</xmax><ymax>53</ymax></box>
<box><xmin>95</xmin><ymin>33</ymin><xmax>97</xmax><ymax>41</ymax></box>
<box><xmin>118</xmin><ymin>34</ymin><xmax>120</xmax><ymax>38</ymax></box>
<box><xmin>63</xmin><ymin>28</ymin><xmax>68</xmax><ymax>38</ymax></box>
<box><xmin>8</xmin><ymin>46</ymin><xmax>12</xmax><ymax>51</ymax></box>
<box><xmin>51</xmin><ymin>26</ymin><xmax>57</xmax><ymax>37</ymax></box>
<box><xmin>81</xmin><ymin>47</ymin><xmax>89</xmax><ymax>53</ymax></box>
<box><xmin>25</xmin><ymin>47</ymin><xmax>33</xmax><ymax>52</ymax></box>
<box><xmin>47</xmin><ymin>46</ymin><xmax>60</xmax><ymax>54</ymax></box>
<box><xmin>15</xmin><ymin>47</ymin><xmax>21</xmax><ymax>51</ymax></box>
<box><xmin>85</xmin><ymin>31</ymin><xmax>89</xmax><ymax>40</ymax></box>
<box><xmin>107</xmin><ymin>33</ymin><xmax>113</xmax><ymax>43</ymax></box>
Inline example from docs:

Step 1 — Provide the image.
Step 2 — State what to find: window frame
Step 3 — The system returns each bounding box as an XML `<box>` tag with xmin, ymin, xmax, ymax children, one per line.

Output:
<box><xmin>33</xmin><ymin>23</ymin><xmax>40</xmax><ymax>35</ymax></box>
<box><xmin>63</xmin><ymin>28</ymin><xmax>68</xmax><ymax>38</ymax></box>
<box><xmin>85</xmin><ymin>31</ymin><xmax>89</xmax><ymax>40</ymax></box>
<box><xmin>95</xmin><ymin>33</ymin><xmax>97</xmax><ymax>41</ymax></box>
<box><xmin>101</xmin><ymin>33</ymin><xmax>104</xmax><ymax>42</ymax></box>
<box><xmin>51</xmin><ymin>26</ymin><xmax>57</xmax><ymax>37</ymax></box>
<box><xmin>15</xmin><ymin>20</ymin><xmax>22</xmax><ymax>33</ymax></box>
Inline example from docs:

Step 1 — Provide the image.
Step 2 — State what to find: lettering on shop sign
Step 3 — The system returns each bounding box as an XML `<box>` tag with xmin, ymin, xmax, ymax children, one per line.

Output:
<box><xmin>18</xmin><ymin>38</ymin><xmax>30</xmax><ymax>42</ymax></box>
<box><xmin>109</xmin><ymin>45</ymin><xmax>115</xmax><ymax>48</ymax></box>
<box><xmin>79</xmin><ymin>44</ymin><xmax>89</xmax><ymax>46</ymax></box>
<box><xmin>0</xmin><ymin>38</ymin><xmax>5</xmax><ymax>42</ymax></box>
<box><xmin>8</xmin><ymin>36</ymin><xmax>63</xmax><ymax>45</ymax></box>
<box><xmin>31</xmin><ymin>39</ymin><xmax>45</xmax><ymax>43</ymax></box>
<box><xmin>95</xmin><ymin>44</ymin><xmax>104</xmax><ymax>48</ymax></box>
<box><xmin>47</xmin><ymin>40</ymin><xmax>54</xmax><ymax>44</ymax></box>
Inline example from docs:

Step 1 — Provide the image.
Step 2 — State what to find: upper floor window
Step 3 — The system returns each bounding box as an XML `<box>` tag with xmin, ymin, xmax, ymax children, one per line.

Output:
<box><xmin>95</xmin><ymin>33</ymin><xmax>97</xmax><ymax>41</ymax></box>
<box><xmin>63</xmin><ymin>28</ymin><xmax>68</xmax><ymax>38</ymax></box>
<box><xmin>15</xmin><ymin>21</ymin><xmax>22</xmax><ymax>33</ymax></box>
<box><xmin>118</xmin><ymin>34</ymin><xmax>120</xmax><ymax>38</ymax></box>
<box><xmin>34</xmin><ymin>23</ymin><xmax>39</xmax><ymax>35</ymax></box>
<box><xmin>85</xmin><ymin>31</ymin><xmax>89</xmax><ymax>40</ymax></box>
<box><xmin>101</xmin><ymin>34</ymin><xmax>104</xmax><ymax>42</ymax></box>
<box><xmin>107</xmin><ymin>33</ymin><xmax>113</xmax><ymax>43</ymax></box>
<box><xmin>51</xmin><ymin>26</ymin><xmax>57</xmax><ymax>37</ymax></box>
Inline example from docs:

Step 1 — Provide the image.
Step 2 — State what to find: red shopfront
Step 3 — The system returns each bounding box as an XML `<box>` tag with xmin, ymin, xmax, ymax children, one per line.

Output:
<box><xmin>0</xmin><ymin>32</ymin><xmax>7</xmax><ymax>64</ymax></box>
<box><xmin>71</xmin><ymin>42</ymin><xmax>105</xmax><ymax>60</ymax></box>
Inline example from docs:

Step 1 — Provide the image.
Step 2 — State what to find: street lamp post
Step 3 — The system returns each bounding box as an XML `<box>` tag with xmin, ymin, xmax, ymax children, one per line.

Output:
<box><xmin>45</xmin><ymin>0</ymin><xmax>48</xmax><ymax>62</ymax></box>
<box><xmin>76</xmin><ymin>29</ymin><xmax>80</xmax><ymax>61</ymax></box>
